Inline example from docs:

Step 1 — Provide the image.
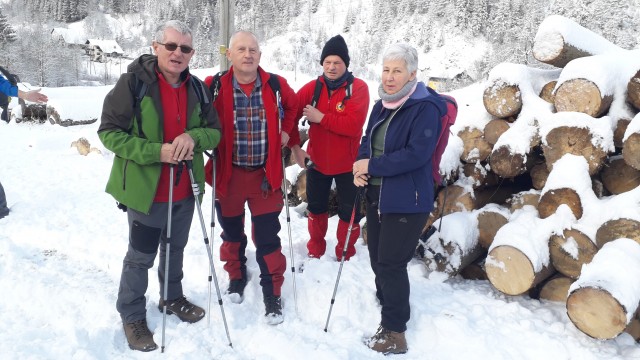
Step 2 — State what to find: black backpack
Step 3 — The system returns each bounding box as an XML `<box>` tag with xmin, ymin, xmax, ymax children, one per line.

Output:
<box><xmin>131</xmin><ymin>74</ymin><xmax>210</xmax><ymax>139</ymax></box>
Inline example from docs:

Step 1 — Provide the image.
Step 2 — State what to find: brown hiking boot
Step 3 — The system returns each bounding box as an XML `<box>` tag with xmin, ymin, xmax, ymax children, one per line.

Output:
<box><xmin>123</xmin><ymin>319</ymin><xmax>157</xmax><ymax>352</ymax></box>
<box><xmin>366</xmin><ymin>325</ymin><xmax>408</xmax><ymax>355</ymax></box>
<box><xmin>158</xmin><ymin>296</ymin><xmax>205</xmax><ymax>323</ymax></box>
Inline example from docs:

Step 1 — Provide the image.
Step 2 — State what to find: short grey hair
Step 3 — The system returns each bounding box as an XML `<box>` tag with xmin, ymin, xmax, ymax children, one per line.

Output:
<box><xmin>382</xmin><ymin>43</ymin><xmax>418</xmax><ymax>74</ymax></box>
<box><xmin>228</xmin><ymin>30</ymin><xmax>261</xmax><ymax>51</ymax></box>
<box><xmin>154</xmin><ymin>20</ymin><xmax>192</xmax><ymax>43</ymax></box>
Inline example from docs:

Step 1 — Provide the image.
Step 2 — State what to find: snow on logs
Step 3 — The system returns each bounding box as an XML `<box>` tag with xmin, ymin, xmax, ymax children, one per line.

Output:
<box><xmin>567</xmin><ymin>238</ymin><xmax>640</xmax><ymax>339</ymax></box>
<box><xmin>532</xmin><ymin>15</ymin><xmax>621</xmax><ymax>68</ymax></box>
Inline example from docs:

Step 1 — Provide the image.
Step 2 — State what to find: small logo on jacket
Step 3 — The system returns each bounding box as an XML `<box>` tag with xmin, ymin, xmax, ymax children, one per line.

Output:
<box><xmin>336</xmin><ymin>102</ymin><xmax>345</xmax><ymax>112</ymax></box>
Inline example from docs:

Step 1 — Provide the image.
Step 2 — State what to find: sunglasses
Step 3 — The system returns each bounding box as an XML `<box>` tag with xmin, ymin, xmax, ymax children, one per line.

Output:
<box><xmin>156</xmin><ymin>41</ymin><xmax>194</xmax><ymax>54</ymax></box>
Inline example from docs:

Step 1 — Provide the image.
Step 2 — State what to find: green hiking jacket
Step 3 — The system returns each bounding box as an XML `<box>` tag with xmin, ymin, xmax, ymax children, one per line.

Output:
<box><xmin>98</xmin><ymin>54</ymin><xmax>221</xmax><ymax>214</ymax></box>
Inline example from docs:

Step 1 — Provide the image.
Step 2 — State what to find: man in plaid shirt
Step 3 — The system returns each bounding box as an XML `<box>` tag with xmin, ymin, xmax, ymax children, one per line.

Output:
<box><xmin>204</xmin><ymin>30</ymin><xmax>298</xmax><ymax>325</ymax></box>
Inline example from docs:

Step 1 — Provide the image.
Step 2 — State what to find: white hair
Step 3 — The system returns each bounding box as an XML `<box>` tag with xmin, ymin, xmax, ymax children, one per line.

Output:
<box><xmin>154</xmin><ymin>20</ymin><xmax>192</xmax><ymax>43</ymax></box>
<box><xmin>228</xmin><ymin>30</ymin><xmax>261</xmax><ymax>52</ymax></box>
<box><xmin>382</xmin><ymin>43</ymin><xmax>418</xmax><ymax>74</ymax></box>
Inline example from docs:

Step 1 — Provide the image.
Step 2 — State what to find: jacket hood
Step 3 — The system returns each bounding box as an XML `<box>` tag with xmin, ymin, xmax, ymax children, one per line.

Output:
<box><xmin>405</xmin><ymin>81</ymin><xmax>447</xmax><ymax>116</ymax></box>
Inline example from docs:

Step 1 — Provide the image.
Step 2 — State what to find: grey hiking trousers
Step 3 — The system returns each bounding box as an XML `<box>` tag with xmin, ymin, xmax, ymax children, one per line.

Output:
<box><xmin>116</xmin><ymin>196</ymin><xmax>195</xmax><ymax>323</ymax></box>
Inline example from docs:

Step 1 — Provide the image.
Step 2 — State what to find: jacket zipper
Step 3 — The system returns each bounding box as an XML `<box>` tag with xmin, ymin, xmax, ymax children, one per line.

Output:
<box><xmin>122</xmin><ymin>159</ymin><xmax>129</xmax><ymax>191</ymax></box>
<box><xmin>370</xmin><ymin>105</ymin><xmax>403</xmax><ymax>217</ymax></box>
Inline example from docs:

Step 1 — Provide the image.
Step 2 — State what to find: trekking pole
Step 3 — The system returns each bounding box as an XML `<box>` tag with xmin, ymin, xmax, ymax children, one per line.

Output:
<box><xmin>282</xmin><ymin>154</ymin><xmax>299</xmax><ymax>315</ymax></box>
<box><xmin>324</xmin><ymin>186</ymin><xmax>363</xmax><ymax>332</ymax></box>
<box><xmin>184</xmin><ymin>160</ymin><xmax>233</xmax><ymax>347</ymax></box>
<box><xmin>205</xmin><ymin>152</ymin><xmax>217</xmax><ymax>326</ymax></box>
<box><xmin>275</xmin><ymin>88</ymin><xmax>298</xmax><ymax>315</ymax></box>
<box><xmin>161</xmin><ymin>164</ymin><xmax>175</xmax><ymax>353</ymax></box>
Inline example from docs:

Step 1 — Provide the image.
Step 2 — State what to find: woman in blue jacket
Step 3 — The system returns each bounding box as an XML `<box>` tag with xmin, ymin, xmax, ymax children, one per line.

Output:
<box><xmin>353</xmin><ymin>43</ymin><xmax>446</xmax><ymax>355</ymax></box>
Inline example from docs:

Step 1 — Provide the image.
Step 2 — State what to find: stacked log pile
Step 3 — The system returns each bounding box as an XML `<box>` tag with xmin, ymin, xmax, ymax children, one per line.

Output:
<box><xmin>419</xmin><ymin>15</ymin><xmax>640</xmax><ymax>341</ymax></box>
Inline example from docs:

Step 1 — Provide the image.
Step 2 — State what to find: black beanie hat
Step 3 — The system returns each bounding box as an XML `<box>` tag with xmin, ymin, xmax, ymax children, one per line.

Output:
<box><xmin>320</xmin><ymin>35</ymin><xmax>350</xmax><ymax>68</ymax></box>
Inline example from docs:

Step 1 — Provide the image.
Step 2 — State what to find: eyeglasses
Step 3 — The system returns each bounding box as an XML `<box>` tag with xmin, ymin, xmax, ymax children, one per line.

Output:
<box><xmin>156</xmin><ymin>41</ymin><xmax>194</xmax><ymax>54</ymax></box>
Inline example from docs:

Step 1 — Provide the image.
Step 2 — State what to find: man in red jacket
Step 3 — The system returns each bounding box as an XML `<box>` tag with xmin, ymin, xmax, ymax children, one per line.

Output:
<box><xmin>204</xmin><ymin>31</ymin><xmax>298</xmax><ymax>325</ymax></box>
<box><xmin>289</xmin><ymin>34</ymin><xmax>370</xmax><ymax>261</ymax></box>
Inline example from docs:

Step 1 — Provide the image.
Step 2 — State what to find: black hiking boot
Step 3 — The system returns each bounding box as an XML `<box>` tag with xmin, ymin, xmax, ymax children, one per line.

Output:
<box><xmin>226</xmin><ymin>278</ymin><xmax>247</xmax><ymax>304</ymax></box>
<box><xmin>123</xmin><ymin>319</ymin><xmax>157</xmax><ymax>352</ymax></box>
<box><xmin>365</xmin><ymin>325</ymin><xmax>407</xmax><ymax>355</ymax></box>
<box><xmin>264</xmin><ymin>295</ymin><xmax>284</xmax><ymax>325</ymax></box>
<box><xmin>158</xmin><ymin>296</ymin><xmax>205</xmax><ymax>323</ymax></box>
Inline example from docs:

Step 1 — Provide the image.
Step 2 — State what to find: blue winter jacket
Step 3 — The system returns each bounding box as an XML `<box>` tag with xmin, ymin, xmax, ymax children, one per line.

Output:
<box><xmin>357</xmin><ymin>82</ymin><xmax>446</xmax><ymax>214</ymax></box>
<box><xmin>0</xmin><ymin>75</ymin><xmax>18</xmax><ymax>97</ymax></box>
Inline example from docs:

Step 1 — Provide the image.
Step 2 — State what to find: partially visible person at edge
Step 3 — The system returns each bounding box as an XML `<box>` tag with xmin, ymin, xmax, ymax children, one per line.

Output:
<box><xmin>289</xmin><ymin>34</ymin><xmax>369</xmax><ymax>262</ymax></box>
<box><xmin>0</xmin><ymin>72</ymin><xmax>48</xmax><ymax>219</ymax></box>
<box><xmin>352</xmin><ymin>43</ymin><xmax>445</xmax><ymax>355</ymax></box>
<box><xmin>203</xmin><ymin>30</ymin><xmax>298</xmax><ymax>325</ymax></box>
<box><xmin>98</xmin><ymin>20</ymin><xmax>221</xmax><ymax>352</ymax></box>
<box><xmin>0</xmin><ymin>66</ymin><xmax>24</xmax><ymax>123</ymax></box>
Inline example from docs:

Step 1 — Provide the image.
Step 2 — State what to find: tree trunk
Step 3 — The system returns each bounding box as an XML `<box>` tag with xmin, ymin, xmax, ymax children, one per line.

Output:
<box><xmin>539</xmin><ymin>80</ymin><xmax>557</xmax><ymax>104</ymax></box>
<box><xmin>458</xmin><ymin>127</ymin><xmax>492</xmax><ymax>163</ymax></box>
<box><xmin>549</xmin><ymin>229</ymin><xmax>598</xmax><ymax>279</ymax></box>
<box><xmin>538</xmin><ymin>275</ymin><xmax>573</xmax><ymax>302</ymax></box>
<box><xmin>566</xmin><ymin>239</ymin><xmax>640</xmax><ymax>340</ymax></box>
<box><xmin>462</xmin><ymin>163</ymin><xmax>498</xmax><ymax>189</ymax></box>
<box><xmin>600</xmin><ymin>157</ymin><xmax>640</xmax><ymax>195</ymax></box>
<box><xmin>507</xmin><ymin>191</ymin><xmax>540</xmax><ymax>213</ymax></box>
<box><xmin>623</xmin><ymin>132</ymin><xmax>640</xmax><ymax>171</ymax></box>
<box><xmin>483</xmin><ymin>81</ymin><xmax>522</xmax><ymax>118</ymax></box>
<box><xmin>595</xmin><ymin>218</ymin><xmax>640</xmax><ymax>249</ymax></box>
<box><xmin>613</xmin><ymin>119</ymin><xmax>630</xmax><ymax>149</ymax></box>
<box><xmin>477</xmin><ymin>209</ymin><xmax>508</xmax><ymax>249</ymax></box>
<box><xmin>627</xmin><ymin>70</ymin><xmax>640</xmax><ymax>111</ymax></box>
<box><xmin>554</xmin><ymin>78</ymin><xmax>613</xmax><ymax>117</ymax></box>
<box><xmin>542</xmin><ymin>126</ymin><xmax>608</xmax><ymax>175</ymax></box>
<box><xmin>483</xmin><ymin>119</ymin><xmax>510</xmax><ymax>146</ymax></box>
<box><xmin>530</xmin><ymin>163</ymin><xmax>550</xmax><ymax>190</ymax></box>
<box><xmin>486</xmin><ymin>245</ymin><xmax>556</xmax><ymax>296</ymax></box>
<box><xmin>538</xmin><ymin>187</ymin><xmax>583</xmax><ymax>220</ymax></box>
<box><xmin>489</xmin><ymin>145</ymin><xmax>531</xmax><ymax>178</ymax></box>
<box><xmin>421</xmin><ymin>235</ymin><xmax>485</xmax><ymax>277</ymax></box>
<box><xmin>532</xmin><ymin>15</ymin><xmax>621</xmax><ymax>68</ymax></box>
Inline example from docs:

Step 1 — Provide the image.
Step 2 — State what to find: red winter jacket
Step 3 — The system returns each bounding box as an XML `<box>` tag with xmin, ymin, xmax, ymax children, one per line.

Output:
<box><xmin>204</xmin><ymin>67</ymin><xmax>298</xmax><ymax>196</ymax></box>
<box><xmin>290</xmin><ymin>76</ymin><xmax>369</xmax><ymax>175</ymax></box>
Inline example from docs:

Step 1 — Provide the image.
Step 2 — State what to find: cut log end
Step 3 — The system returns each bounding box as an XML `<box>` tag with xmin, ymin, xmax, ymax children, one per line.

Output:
<box><xmin>549</xmin><ymin>229</ymin><xmax>597</xmax><ymax>279</ymax></box>
<box><xmin>595</xmin><ymin>218</ymin><xmax>640</xmax><ymax>249</ymax></box>
<box><xmin>486</xmin><ymin>245</ymin><xmax>536</xmax><ymax>296</ymax></box>
<box><xmin>623</xmin><ymin>133</ymin><xmax>640</xmax><ymax>171</ymax></box>
<box><xmin>539</xmin><ymin>276</ymin><xmax>573</xmax><ymax>302</ymax></box>
<box><xmin>567</xmin><ymin>287</ymin><xmax>628</xmax><ymax>339</ymax></box>
<box><xmin>489</xmin><ymin>145</ymin><xmax>528</xmax><ymax>178</ymax></box>
<box><xmin>483</xmin><ymin>82</ymin><xmax>522</xmax><ymax>118</ymax></box>
<box><xmin>554</xmin><ymin>78</ymin><xmax>613</xmax><ymax>117</ymax></box>
<box><xmin>538</xmin><ymin>187</ymin><xmax>583</xmax><ymax>220</ymax></box>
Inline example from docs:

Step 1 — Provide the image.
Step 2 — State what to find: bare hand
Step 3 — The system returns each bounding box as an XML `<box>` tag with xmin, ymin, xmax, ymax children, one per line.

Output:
<box><xmin>302</xmin><ymin>105</ymin><xmax>324</xmax><ymax>124</ymax></box>
<box><xmin>170</xmin><ymin>133</ymin><xmax>195</xmax><ymax>162</ymax></box>
<box><xmin>353</xmin><ymin>159</ymin><xmax>370</xmax><ymax>178</ymax></box>
<box><xmin>353</xmin><ymin>174</ymin><xmax>369</xmax><ymax>187</ymax></box>
<box><xmin>19</xmin><ymin>89</ymin><xmax>48</xmax><ymax>103</ymax></box>
<box><xmin>281</xmin><ymin>131</ymin><xmax>290</xmax><ymax>148</ymax></box>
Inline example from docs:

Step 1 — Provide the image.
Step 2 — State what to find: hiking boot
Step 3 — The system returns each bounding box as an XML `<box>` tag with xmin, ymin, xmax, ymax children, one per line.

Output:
<box><xmin>226</xmin><ymin>278</ymin><xmax>247</xmax><ymax>304</ymax></box>
<box><xmin>158</xmin><ymin>296</ymin><xmax>205</xmax><ymax>323</ymax></box>
<box><xmin>366</xmin><ymin>325</ymin><xmax>407</xmax><ymax>355</ymax></box>
<box><xmin>264</xmin><ymin>295</ymin><xmax>284</xmax><ymax>325</ymax></box>
<box><xmin>123</xmin><ymin>319</ymin><xmax>157</xmax><ymax>352</ymax></box>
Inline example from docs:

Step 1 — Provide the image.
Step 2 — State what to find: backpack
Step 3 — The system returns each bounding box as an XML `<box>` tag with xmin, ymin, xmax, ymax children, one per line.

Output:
<box><xmin>131</xmin><ymin>74</ymin><xmax>210</xmax><ymax>139</ymax></box>
<box><xmin>432</xmin><ymin>94</ymin><xmax>457</xmax><ymax>185</ymax></box>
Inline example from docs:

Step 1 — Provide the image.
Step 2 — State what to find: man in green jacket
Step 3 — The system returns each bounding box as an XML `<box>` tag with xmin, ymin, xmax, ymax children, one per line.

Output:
<box><xmin>98</xmin><ymin>20</ymin><xmax>221</xmax><ymax>352</ymax></box>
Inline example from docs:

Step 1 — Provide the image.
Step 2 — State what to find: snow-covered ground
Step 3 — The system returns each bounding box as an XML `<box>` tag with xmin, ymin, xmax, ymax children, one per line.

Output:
<box><xmin>1</xmin><ymin>73</ymin><xmax>640</xmax><ymax>359</ymax></box>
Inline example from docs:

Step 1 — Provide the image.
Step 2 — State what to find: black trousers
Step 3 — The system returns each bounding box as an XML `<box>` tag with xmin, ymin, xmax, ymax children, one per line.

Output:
<box><xmin>365</xmin><ymin>185</ymin><xmax>427</xmax><ymax>333</ymax></box>
<box><xmin>306</xmin><ymin>168</ymin><xmax>362</xmax><ymax>223</ymax></box>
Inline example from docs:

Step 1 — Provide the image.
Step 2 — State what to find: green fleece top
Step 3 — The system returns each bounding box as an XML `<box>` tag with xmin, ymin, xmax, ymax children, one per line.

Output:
<box><xmin>98</xmin><ymin>54</ymin><xmax>221</xmax><ymax>214</ymax></box>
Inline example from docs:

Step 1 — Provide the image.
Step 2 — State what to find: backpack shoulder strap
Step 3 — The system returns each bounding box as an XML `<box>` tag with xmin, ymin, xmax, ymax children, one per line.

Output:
<box><xmin>268</xmin><ymin>73</ymin><xmax>284</xmax><ymax>123</ymax></box>
<box><xmin>208</xmin><ymin>70</ymin><xmax>228</xmax><ymax>102</ymax></box>
<box><xmin>311</xmin><ymin>76</ymin><xmax>323</xmax><ymax>107</ymax></box>
<box><xmin>343</xmin><ymin>73</ymin><xmax>355</xmax><ymax>102</ymax></box>
<box><xmin>132</xmin><ymin>73</ymin><xmax>148</xmax><ymax>138</ymax></box>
